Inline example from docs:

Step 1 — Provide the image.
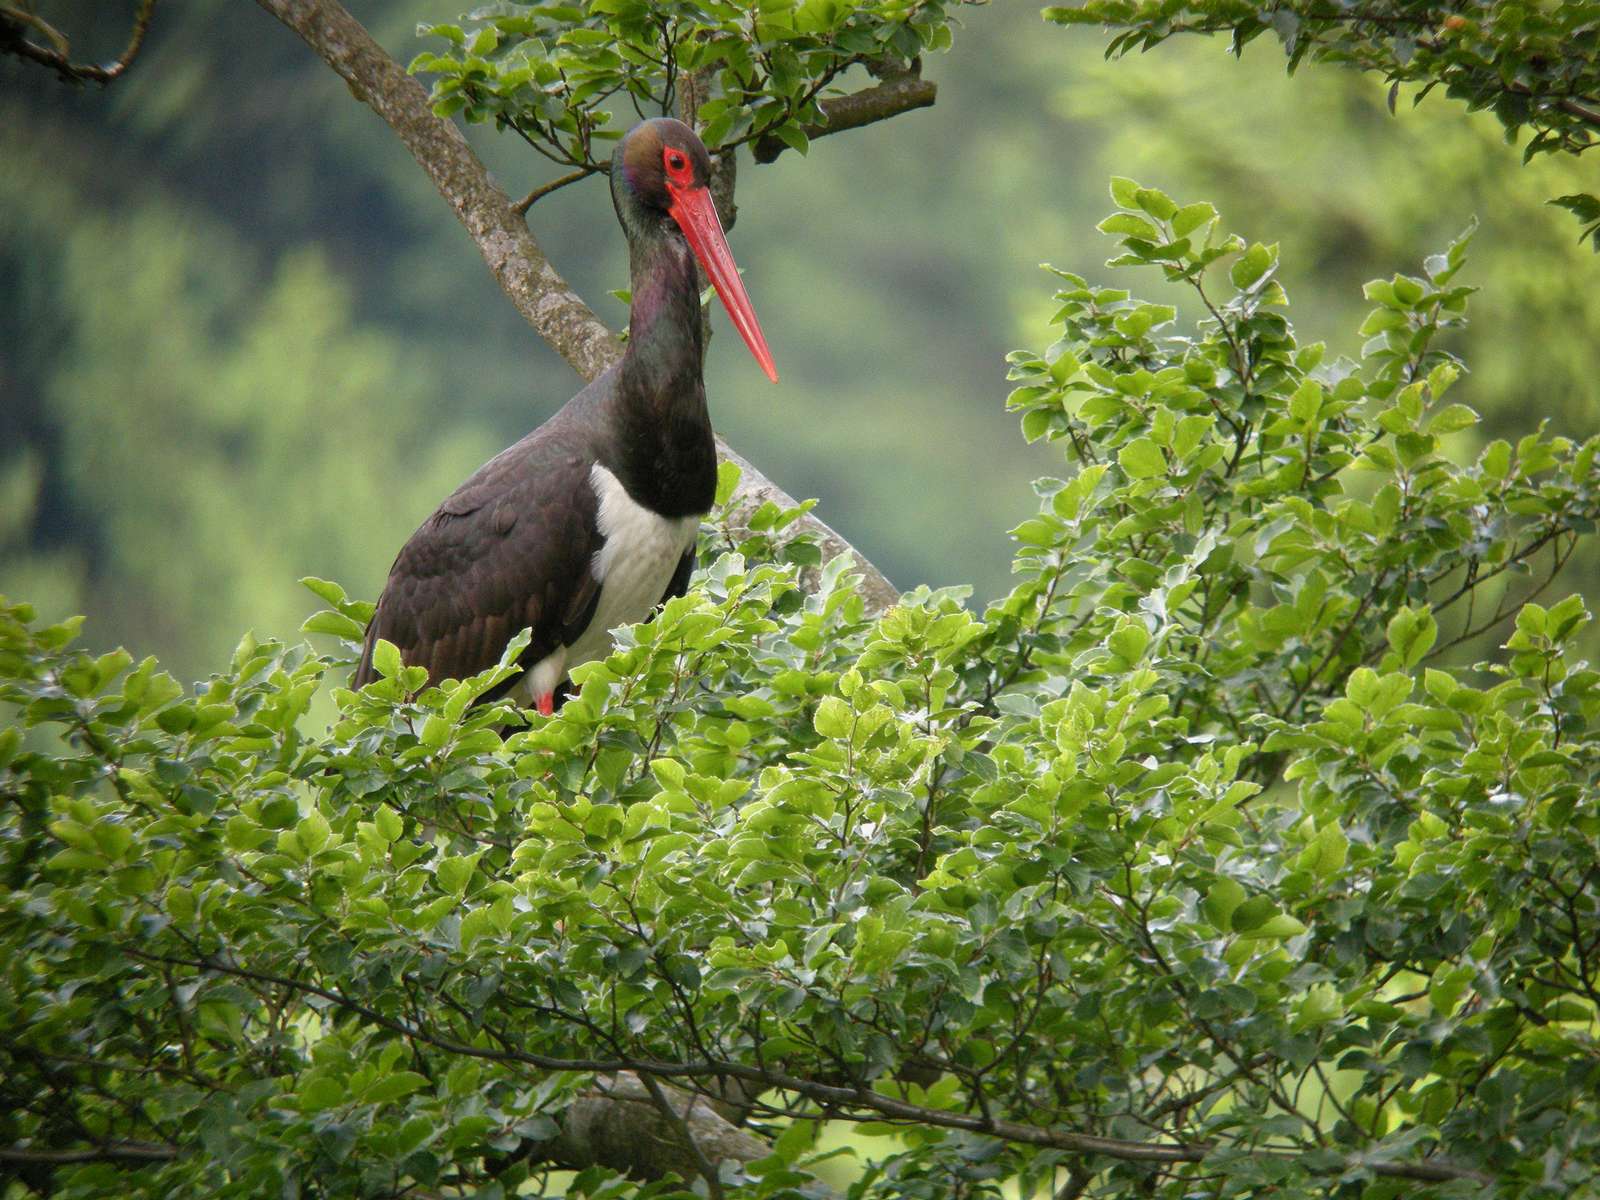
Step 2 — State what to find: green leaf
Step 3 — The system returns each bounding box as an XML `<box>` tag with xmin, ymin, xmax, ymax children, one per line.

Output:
<box><xmin>296</xmin><ymin>811</ymin><xmax>331</xmax><ymax>856</ymax></box>
<box><xmin>1203</xmin><ymin>878</ymin><xmax>1246</xmax><ymax>930</ymax></box>
<box><xmin>1427</xmin><ymin>404</ymin><xmax>1479</xmax><ymax>434</ymax></box>
<box><xmin>1312</xmin><ymin>824</ymin><xmax>1348</xmax><ymax>878</ymax></box>
<box><xmin>1288</xmin><ymin>379</ymin><xmax>1322</xmax><ymax>423</ymax></box>
<box><xmin>1107</xmin><ymin>621</ymin><xmax>1150</xmax><ymax>662</ymax></box>
<box><xmin>371</xmin><ymin>639</ymin><xmax>402</xmax><ymax>682</ymax></box>
<box><xmin>1230</xmin><ymin>894</ymin><xmax>1278</xmax><ymax>933</ymax></box>
<box><xmin>1385</xmin><ymin>606</ymin><xmax>1437</xmax><ymax>669</ymax></box>
<box><xmin>1230</xmin><ymin>242</ymin><xmax>1275</xmax><ymax>290</ymax></box>
<box><xmin>374</xmin><ymin>805</ymin><xmax>404</xmax><ymax>844</ymax></box>
<box><xmin>298</xmin><ymin>1076</ymin><xmax>345</xmax><ymax>1112</ymax></box>
<box><xmin>300</xmin><ymin>576</ymin><xmax>349</xmax><ymax>607</ymax></box>
<box><xmin>365</xmin><ymin>1071</ymin><xmax>430</xmax><ymax>1106</ymax></box>
<box><xmin>1098</xmin><ymin>213</ymin><xmax>1161</xmax><ymax>240</ymax></box>
<box><xmin>1118</xmin><ymin>437</ymin><xmax>1167</xmax><ymax>479</ymax></box>
<box><xmin>773</xmin><ymin>121</ymin><xmax>809</xmax><ymax>156</ymax></box>
<box><xmin>436</xmin><ymin>853</ymin><xmax>479</xmax><ymax>896</ymax></box>
<box><xmin>1133</xmin><ymin>186</ymin><xmax>1177</xmax><ymax>221</ymax></box>
<box><xmin>813</xmin><ymin>696</ymin><xmax>852</xmax><ymax>738</ymax></box>
<box><xmin>1238</xmin><ymin>913</ymin><xmax>1307</xmax><ymax>941</ymax></box>
<box><xmin>301</xmin><ymin>610</ymin><xmax>365</xmax><ymax>640</ymax></box>
<box><xmin>1171</xmin><ymin>201</ymin><xmax>1217</xmax><ymax>238</ymax></box>
<box><xmin>715</xmin><ymin>459</ymin><xmax>742</xmax><ymax>506</ymax></box>
<box><xmin>460</xmin><ymin>906</ymin><xmax>495</xmax><ymax>951</ymax></box>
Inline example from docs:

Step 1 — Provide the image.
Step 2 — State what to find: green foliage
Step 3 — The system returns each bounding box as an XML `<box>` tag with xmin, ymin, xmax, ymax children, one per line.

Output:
<box><xmin>12</xmin><ymin>3</ymin><xmax>1600</xmax><ymax>684</ymax></box>
<box><xmin>5</xmin><ymin>189</ymin><xmax>1600</xmax><ymax>1197</ymax></box>
<box><xmin>1552</xmin><ymin>191</ymin><xmax>1600</xmax><ymax>251</ymax></box>
<box><xmin>1045</xmin><ymin>0</ymin><xmax>1600</xmax><ymax>247</ymax></box>
<box><xmin>410</xmin><ymin>0</ymin><xmax>971</xmax><ymax>167</ymax></box>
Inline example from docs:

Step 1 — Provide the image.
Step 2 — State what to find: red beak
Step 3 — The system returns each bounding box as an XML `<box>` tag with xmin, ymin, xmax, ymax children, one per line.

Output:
<box><xmin>668</xmin><ymin>185</ymin><xmax>779</xmax><ymax>383</ymax></box>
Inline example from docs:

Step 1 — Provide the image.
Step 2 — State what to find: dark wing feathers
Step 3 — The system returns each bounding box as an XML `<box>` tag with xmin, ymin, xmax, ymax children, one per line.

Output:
<box><xmin>353</xmin><ymin>425</ymin><xmax>603</xmax><ymax>691</ymax></box>
<box><xmin>660</xmin><ymin>545</ymin><xmax>695</xmax><ymax>606</ymax></box>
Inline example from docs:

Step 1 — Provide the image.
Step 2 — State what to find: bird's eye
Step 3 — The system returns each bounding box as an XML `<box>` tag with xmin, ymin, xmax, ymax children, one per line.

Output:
<box><xmin>662</xmin><ymin>147</ymin><xmax>692</xmax><ymax>184</ymax></box>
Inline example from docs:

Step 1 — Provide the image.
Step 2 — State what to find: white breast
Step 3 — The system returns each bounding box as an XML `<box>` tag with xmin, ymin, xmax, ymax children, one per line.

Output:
<box><xmin>570</xmin><ymin>463</ymin><xmax>702</xmax><ymax>666</ymax></box>
<box><xmin>512</xmin><ymin>464</ymin><xmax>701</xmax><ymax>710</ymax></box>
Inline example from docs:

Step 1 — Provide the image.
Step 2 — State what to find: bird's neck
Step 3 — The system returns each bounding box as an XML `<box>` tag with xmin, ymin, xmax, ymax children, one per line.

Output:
<box><xmin>605</xmin><ymin>228</ymin><xmax>716</xmax><ymax>518</ymax></box>
<box><xmin>621</xmin><ymin>232</ymin><xmax>705</xmax><ymax>401</ymax></box>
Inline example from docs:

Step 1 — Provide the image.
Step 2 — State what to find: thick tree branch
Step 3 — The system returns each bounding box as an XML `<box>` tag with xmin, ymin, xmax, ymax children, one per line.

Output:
<box><xmin>253</xmin><ymin>0</ymin><xmax>898</xmax><ymax>612</ymax></box>
<box><xmin>254</xmin><ymin>0</ymin><xmax>619</xmax><ymax>383</ymax></box>
<box><xmin>718</xmin><ymin>441</ymin><xmax>901</xmax><ymax>613</ymax></box>
<box><xmin>0</xmin><ymin>0</ymin><xmax>156</xmax><ymax>85</ymax></box>
<box><xmin>753</xmin><ymin>69</ymin><xmax>938</xmax><ymax>164</ymax></box>
<box><xmin>526</xmin><ymin>1073</ymin><xmax>785</xmax><ymax>1187</ymax></box>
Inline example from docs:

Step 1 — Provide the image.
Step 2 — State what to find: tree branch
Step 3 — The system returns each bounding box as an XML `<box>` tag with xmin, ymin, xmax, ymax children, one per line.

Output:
<box><xmin>1557</xmin><ymin>95</ymin><xmax>1600</xmax><ymax>129</ymax></box>
<box><xmin>717</xmin><ymin>440</ymin><xmax>901</xmax><ymax>614</ymax></box>
<box><xmin>122</xmin><ymin>948</ymin><xmax>1494</xmax><ymax>1188</ymax></box>
<box><xmin>0</xmin><ymin>0</ymin><xmax>156</xmax><ymax>85</ymax></box>
<box><xmin>253</xmin><ymin>0</ymin><xmax>619</xmax><ymax>383</ymax></box>
<box><xmin>254</xmin><ymin>0</ymin><xmax>898</xmax><ymax>611</ymax></box>
<box><xmin>526</xmin><ymin>1072</ymin><xmax>792</xmax><ymax>1188</ymax></box>
<box><xmin>514</xmin><ymin>165</ymin><xmax>601</xmax><ymax>214</ymax></box>
<box><xmin>753</xmin><ymin>68</ymin><xmax>938</xmax><ymax>164</ymax></box>
<box><xmin>0</xmin><ymin>1141</ymin><xmax>177</xmax><ymax>1165</ymax></box>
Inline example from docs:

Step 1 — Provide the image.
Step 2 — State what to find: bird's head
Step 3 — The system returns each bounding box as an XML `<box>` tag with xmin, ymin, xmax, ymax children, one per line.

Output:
<box><xmin>611</xmin><ymin>118</ymin><xmax>778</xmax><ymax>383</ymax></box>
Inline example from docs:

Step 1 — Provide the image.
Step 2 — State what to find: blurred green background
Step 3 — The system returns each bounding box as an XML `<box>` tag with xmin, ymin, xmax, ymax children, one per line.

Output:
<box><xmin>5</xmin><ymin>0</ymin><xmax>1599</xmax><ymax>685</ymax></box>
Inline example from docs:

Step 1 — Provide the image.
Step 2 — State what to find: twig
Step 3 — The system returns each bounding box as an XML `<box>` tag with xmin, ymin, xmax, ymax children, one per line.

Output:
<box><xmin>0</xmin><ymin>0</ymin><xmax>156</xmax><ymax>85</ymax></box>
<box><xmin>1557</xmin><ymin>96</ymin><xmax>1600</xmax><ymax>128</ymax></box>
<box><xmin>1054</xmin><ymin>1164</ymin><xmax>1094</xmax><ymax>1200</ymax></box>
<box><xmin>637</xmin><ymin>1072</ymin><xmax>725</xmax><ymax>1200</ymax></box>
<box><xmin>752</xmin><ymin>69</ymin><xmax>938</xmax><ymax>163</ymax></box>
<box><xmin>0</xmin><ymin>1141</ymin><xmax>177</xmax><ymax>1164</ymax></box>
<box><xmin>513</xmin><ymin>166</ymin><xmax>601</xmax><ymax>214</ymax></box>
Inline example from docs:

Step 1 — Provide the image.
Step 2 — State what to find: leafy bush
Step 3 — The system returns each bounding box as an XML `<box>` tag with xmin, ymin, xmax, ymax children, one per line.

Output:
<box><xmin>4</xmin><ymin>189</ymin><xmax>1600</xmax><ymax>1198</ymax></box>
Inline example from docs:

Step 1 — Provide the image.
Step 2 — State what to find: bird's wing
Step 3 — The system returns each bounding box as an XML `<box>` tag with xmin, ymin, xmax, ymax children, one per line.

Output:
<box><xmin>660</xmin><ymin>545</ymin><xmax>696</xmax><ymax>606</ymax></box>
<box><xmin>352</xmin><ymin>431</ymin><xmax>603</xmax><ymax>694</ymax></box>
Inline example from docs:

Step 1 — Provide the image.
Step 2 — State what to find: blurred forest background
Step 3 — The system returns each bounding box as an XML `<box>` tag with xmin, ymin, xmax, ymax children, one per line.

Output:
<box><xmin>4</xmin><ymin>0</ymin><xmax>1599</xmax><ymax>686</ymax></box>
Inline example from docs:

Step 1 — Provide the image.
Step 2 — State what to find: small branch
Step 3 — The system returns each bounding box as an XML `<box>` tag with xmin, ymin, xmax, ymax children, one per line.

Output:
<box><xmin>1557</xmin><ymin>96</ymin><xmax>1600</xmax><ymax>128</ymax></box>
<box><xmin>752</xmin><ymin>69</ymin><xmax>938</xmax><ymax>163</ymax></box>
<box><xmin>0</xmin><ymin>0</ymin><xmax>156</xmax><ymax>85</ymax></box>
<box><xmin>513</xmin><ymin>166</ymin><xmax>601</xmax><ymax>215</ymax></box>
<box><xmin>0</xmin><ymin>1141</ymin><xmax>177</xmax><ymax>1165</ymax></box>
<box><xmin>1054</xmin><ymin>1164</ymin><xmax>1094</xmax><ymax>1200</ymax></box>
<box><xmin>636</xmin><ymin>1072</ymin><xmax>727</xmax><ymax>1199</ymax></box>
<box><xmin>525</xmin><ymin>1073</ymin><xmax>817</xmax><ymax>1191</ymax></box>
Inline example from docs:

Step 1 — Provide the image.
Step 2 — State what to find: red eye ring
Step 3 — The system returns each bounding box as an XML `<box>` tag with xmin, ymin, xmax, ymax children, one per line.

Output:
<box><xmin>662</xmin><ymin>146</ymin><xmax>692</xmax><ymax>185</ymax></box>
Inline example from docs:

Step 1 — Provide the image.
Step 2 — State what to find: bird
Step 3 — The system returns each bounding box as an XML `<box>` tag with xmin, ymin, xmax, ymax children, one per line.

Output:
<box><xmin>352</xmin><ymin>117</ymin><xmax>778</xmax><ymax>715</ymax></box>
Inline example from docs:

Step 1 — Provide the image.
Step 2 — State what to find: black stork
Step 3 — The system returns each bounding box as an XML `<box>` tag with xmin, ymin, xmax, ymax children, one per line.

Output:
<box><xmin>352</xmin><ymin>117</ymin><xmax>778</xmax><ymax>714</ymax></box>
